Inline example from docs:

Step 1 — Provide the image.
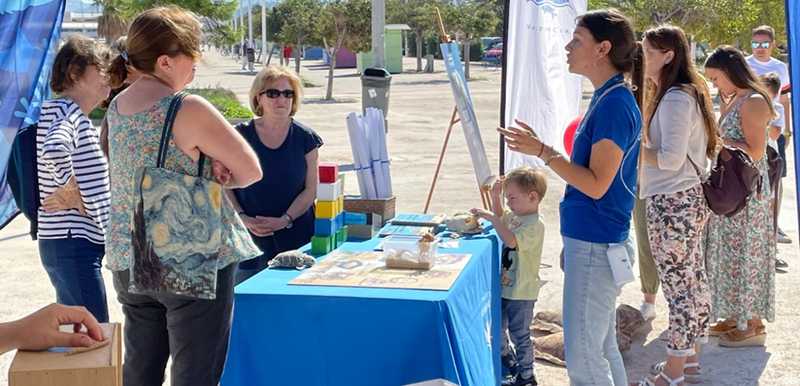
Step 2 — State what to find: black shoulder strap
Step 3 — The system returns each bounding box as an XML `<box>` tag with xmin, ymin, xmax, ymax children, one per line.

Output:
<box><xmin>155</xmin><ymin>91</ymin><xmax>205</xmax><ymax>177</ymax></box>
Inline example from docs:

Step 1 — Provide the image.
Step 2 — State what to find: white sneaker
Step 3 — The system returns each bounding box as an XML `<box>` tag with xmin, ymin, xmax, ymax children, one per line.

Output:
<box><xmin>639</xmin><ymin>302</ymin><xmax>656</xmax><ymax>321</ymax></box>
<box><xmin>777</xmin><ymin>228</ymin><xmax>792</xmax><ymax>244</ymax></box>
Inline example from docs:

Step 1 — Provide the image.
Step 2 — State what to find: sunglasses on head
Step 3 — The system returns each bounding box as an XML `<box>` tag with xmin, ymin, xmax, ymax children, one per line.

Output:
<box><xmin>260</xmin><ymin>88</ymin><xmax>295</xmax><ymax>99</ymax></box>
<box><xmin>751</xmin><ymin>41</ymin><xmax>771</xmax><ymax>49</ymax></box>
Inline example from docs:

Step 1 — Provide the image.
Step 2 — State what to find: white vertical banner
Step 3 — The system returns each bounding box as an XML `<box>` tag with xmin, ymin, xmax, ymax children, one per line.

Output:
<box><xmin>503</xmin><ymin>0</ymin><xmax>586</xmax><ymax>171</ymax></box>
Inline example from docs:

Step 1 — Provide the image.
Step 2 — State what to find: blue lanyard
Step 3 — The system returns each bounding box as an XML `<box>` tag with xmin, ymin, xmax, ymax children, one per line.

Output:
<box><xmin>575</xmin><ymin>81</ymin><xmax>627</xmax><ymax>139</ymax></box>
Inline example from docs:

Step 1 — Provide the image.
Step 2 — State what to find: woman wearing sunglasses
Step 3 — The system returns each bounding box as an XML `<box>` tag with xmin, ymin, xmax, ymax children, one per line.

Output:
<box><xmin>228</xmin><ymin>65</ymin><xmax>323</xmax><ymax>284</ymax></box>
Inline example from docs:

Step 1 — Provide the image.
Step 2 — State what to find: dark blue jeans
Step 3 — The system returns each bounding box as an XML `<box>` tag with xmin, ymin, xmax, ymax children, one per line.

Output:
<box><xmin>38</xmin><ymin>237</ymin><xmax>108</xmax><ymax>322</ymax></box>
<box><xmin>501</xmin><ymin>298</ymin><xmax>536</xmax><ymax>378</ymax></box>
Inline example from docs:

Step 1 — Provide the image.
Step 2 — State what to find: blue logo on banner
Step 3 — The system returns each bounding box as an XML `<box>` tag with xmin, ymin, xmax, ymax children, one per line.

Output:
<box><xmin>528</xmin><ymin>0</ymin><xmax>571</xmax><ymax>7</ymax></box>
<box><xmin>527</xmin><ymin>0</ymin><xmax>573</xmax><ymax>14</ymax></box>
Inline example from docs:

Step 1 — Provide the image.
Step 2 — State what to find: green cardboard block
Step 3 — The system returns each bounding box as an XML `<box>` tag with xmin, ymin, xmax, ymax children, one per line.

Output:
<box><xmin>311</xmin><ymin>235</ymin><xmax>334</xmax><ymax>255</ymax></box>
<box><xmin>336</xmin><ymin>226</ymin><xmax>348</xmax><ymax>247</ymax></box>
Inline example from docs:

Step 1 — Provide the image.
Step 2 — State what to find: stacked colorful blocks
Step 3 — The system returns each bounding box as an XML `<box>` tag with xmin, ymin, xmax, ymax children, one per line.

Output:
<box><xmin>311</xmin><ymin>164</ymin><xmax>348</xmax><ymax>255</ymax></box>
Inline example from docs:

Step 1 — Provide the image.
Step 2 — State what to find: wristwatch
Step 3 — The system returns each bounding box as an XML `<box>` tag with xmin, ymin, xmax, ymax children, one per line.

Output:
<box><xmin>282</xmin><ymin>213</ymin><xmax>293</xmax><ymax>229</ymax></box>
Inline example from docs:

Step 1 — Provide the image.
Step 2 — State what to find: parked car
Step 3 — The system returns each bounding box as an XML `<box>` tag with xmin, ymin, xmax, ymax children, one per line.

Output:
<box><xmin>482</xmin><ymin>42</ymin><xmax>502</xmax><ymax>64</ymax></box>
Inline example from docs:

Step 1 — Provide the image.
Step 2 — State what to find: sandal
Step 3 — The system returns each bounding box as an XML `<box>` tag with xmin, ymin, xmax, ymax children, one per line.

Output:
<box><xmin>708</xmin><ymin>319</ymin><xmax>737</xmax><ymax>337</ymax></box>
<box><xmin>650</xmin><ymin>361</ymin><xmax>701</xmax><ymax>382</ymax></box>
<box><xmin>719</xmin><ymin>327</ymin><xmax>766</xmax><ymax>347</ymax></box>
<box><xmin>633</xmin><ymin>372</ymin><xmax>685</xmax><ymax>386</ymax></box>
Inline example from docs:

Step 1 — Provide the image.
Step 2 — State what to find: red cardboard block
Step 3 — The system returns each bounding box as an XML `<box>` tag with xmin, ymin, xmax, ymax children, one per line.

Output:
<box><xmin>319</xmin><ymin>163</ymin><xmax>339</xmax><ymax>183</ymax></box>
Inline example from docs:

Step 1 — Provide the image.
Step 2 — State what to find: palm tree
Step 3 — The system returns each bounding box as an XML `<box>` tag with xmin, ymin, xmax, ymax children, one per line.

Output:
<box><xmin>95</xmin><ymin>0</ymin><xmax>130</xmax><ymax>43</ymax></box>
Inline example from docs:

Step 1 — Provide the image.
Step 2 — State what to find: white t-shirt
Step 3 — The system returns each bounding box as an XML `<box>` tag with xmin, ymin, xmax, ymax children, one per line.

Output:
<box><xmin>768</xmin><ymin>102</ymin><xmax>785</xmax><ymax>151</ymax></box>
<box><xmin>747</xmin><ymin>55</ymin><xmax>790</xmax><ymax>128</ymax></box>
<box><xmin>746</xmin><ymin>55</ymin><xmax>790</xmax><ymax>92</ymax></box>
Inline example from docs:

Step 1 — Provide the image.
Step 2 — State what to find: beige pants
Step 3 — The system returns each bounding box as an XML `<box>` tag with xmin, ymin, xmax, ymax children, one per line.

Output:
<box><xmin>634</xmin><ymin>197</ymin><xmax>659</xmax><ymax>295</ymax></box>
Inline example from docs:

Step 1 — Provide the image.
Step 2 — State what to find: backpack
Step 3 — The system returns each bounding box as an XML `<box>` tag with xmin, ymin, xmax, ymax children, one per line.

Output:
<box><xmin>5</xmin><ymin>123</ymin><xmax>40</xmax><ymax>239</ymax></box>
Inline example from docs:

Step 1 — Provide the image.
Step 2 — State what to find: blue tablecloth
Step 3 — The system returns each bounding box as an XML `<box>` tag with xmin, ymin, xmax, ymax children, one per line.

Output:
<box><xmin>221</xmin><ymin>228</ymin><xmax>502</xmax><ymax>386</ymax></box>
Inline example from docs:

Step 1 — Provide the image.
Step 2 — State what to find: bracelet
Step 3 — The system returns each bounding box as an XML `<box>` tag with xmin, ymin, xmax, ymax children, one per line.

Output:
<box><xmin>544</xmin><ymin>147</ymin><xmax>560</xmax><ymax>166</ymax></box>
<box><xmin>537</xmin><ymin>145</ymin><xmax>543</xmax><ymax>158</ymax></box>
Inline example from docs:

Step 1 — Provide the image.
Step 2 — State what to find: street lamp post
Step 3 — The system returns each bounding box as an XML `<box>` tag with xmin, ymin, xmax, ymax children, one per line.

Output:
<box><xmin>372</xmin><ymin>0</ymin><xmax>385</xmax><ymax>68</ymax></box>
<box><xmin>247</xmin><ymin>0</ymin><xmax>253</xmax><ymax>47</ymax></box>
<box><xmin>261</xmin><ymin>0</ymin><xmax>267</xmax><ymax>65</ymax></box>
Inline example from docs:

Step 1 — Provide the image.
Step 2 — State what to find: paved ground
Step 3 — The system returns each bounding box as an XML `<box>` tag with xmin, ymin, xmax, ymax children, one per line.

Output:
<box><xmin>1</xmin><ymin>49</ymin><xmax>797</xmax><ymax>385</ymax></box>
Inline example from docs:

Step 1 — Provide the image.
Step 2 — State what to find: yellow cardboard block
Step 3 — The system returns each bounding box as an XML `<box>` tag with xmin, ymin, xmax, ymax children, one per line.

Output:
<box><xmin>315</xmin><ymin>200</ymin><xmax>337</xmax><ymax>219</ymax></box>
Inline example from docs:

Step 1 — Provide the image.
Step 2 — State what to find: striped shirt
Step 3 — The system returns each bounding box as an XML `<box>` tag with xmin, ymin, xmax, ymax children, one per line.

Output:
<box><xmin>36</xmin><ymin>99</ymin><xmax>110</xmax><ymax>244</ymax></box>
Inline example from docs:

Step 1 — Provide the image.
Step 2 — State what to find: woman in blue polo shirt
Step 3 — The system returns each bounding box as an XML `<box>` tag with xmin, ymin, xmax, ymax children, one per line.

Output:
<box><xmin>499</xmin><ymin>9</ymin><xmax>643</xmax><ymax>386</ymax></box>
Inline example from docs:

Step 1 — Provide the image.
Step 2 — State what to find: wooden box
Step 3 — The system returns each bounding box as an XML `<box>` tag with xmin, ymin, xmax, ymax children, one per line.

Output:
<box><xmin>9</xmin><ymin>323</ymin><xmax>122</xmax><ymax>386</ymax></box>
<box><xmin>343</xmin><ymin>195</ymin><xmax>396</xmax><ymax>225</ymax></box>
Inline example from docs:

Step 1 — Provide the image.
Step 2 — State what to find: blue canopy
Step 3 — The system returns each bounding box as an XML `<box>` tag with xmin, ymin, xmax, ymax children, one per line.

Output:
<box><xmin>0</xmin><ymin>0</ymin><xmax>65</xmax><ymax>228</ymax></box>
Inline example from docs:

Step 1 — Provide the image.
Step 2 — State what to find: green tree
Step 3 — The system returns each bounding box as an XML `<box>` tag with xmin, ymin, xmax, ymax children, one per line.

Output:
<box><xmin>387</xmin><ymin>0</ymin><xmax>443</xmax><ymax>72</ymax></box>
<box><xmin>129</xmin><ymin>0</ymin><xmax>237</xmax><ymax>20</ymax></box>
<box><xmin>588</xmin><ymin>0</ymin><xmax>787</xmax><ymax>51</ymax></box>
<box><xmin>208</xmin><ymin>22</ymin><xmax>242</xmax><ymax>49</ymax></box>
<box><xmin>444</xmin><ymin>0</ymin><xmax>500</xmax><ymax>79</ymax></box>
<box><xmin>317</xmin><ymin>0</ymin><xmax>371</xmax><ymax>100</ymax></box>
<box><xmin>696</xmin><ymin>0</ymin><xmax>786</xmax><ymax>49</ymax></box>
<box><xmin>95</xmin><ymin>0</ymin><xmax>133</xmax><ymax>42</ymax></box>
<box><xmin>95</xmin><ymin>0</ymin><xmax>240</xmax><ymax>46</ymax></box>
<box><xmin>272</xmin><ymin>0</ymin><xmax>322</xmax><ymax>74</ymax></box>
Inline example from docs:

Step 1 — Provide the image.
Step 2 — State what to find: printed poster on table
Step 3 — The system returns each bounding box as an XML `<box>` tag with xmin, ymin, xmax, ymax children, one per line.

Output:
<box><xmin>290</xmin><ymin>250</ymin><xmax>472</xmax><ymax>291</ymax></box>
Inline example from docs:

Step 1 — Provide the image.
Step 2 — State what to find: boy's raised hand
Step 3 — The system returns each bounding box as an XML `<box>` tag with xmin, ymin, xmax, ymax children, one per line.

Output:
<box><xmin>490</xmin><ymin>177</ymin><xmax>503</xmax><ymax>198</ymax></box>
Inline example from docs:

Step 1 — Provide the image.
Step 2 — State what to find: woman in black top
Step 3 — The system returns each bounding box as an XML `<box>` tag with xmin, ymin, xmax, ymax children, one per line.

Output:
<box><xmin>228</xmin><ymin>65</ymin><xmax>322</xmax><ymax>284</ymax></box>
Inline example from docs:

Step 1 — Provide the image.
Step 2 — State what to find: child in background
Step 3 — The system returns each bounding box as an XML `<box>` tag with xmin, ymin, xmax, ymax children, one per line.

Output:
<box><xmin>472</xmin><ymin>166</ymin><xmax>547</xmax><ymax>386</ymax></box>
<box><xmin>761</xmin><ymin>72</ymin><xmax>789</xmax><ymax>269</ymax></box>
<box><xmin>761</xmin><ymin>72</ymin><xmax>785</xmax><ymax>155</ymax></box>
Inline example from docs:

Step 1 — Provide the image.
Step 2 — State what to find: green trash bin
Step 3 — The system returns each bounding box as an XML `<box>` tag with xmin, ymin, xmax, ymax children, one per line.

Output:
<box><xmin>361</xmin><ymin>67</ymin><xmax>392</xmax><ymax>130</ymax></box>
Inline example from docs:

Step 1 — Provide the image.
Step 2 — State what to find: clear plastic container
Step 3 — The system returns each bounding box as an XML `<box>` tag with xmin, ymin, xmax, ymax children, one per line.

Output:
<box><xmin>382</xmin><ymin>235</ymin><xmax>438</xmax><ymax>264</ymax></box>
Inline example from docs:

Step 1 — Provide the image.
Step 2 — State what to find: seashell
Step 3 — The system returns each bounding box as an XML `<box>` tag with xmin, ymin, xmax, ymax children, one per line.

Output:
<box><xmin>444</xmin><ymin>212</ymin><xmax>479</xmax><ymax>233</ymax></box>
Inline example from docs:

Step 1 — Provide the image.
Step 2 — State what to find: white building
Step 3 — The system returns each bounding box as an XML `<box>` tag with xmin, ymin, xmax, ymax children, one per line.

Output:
<box><xmin>61</xmin><ymin>12</ymin><xmax>100</xmax><ymax>40</ymax></box>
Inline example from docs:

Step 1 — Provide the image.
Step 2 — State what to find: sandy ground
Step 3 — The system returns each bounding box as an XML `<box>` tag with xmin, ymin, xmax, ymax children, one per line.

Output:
<box><xmin>1</xmin><ymin>49</ymin><xmax>797</xmax><ymax>385</ymax></box>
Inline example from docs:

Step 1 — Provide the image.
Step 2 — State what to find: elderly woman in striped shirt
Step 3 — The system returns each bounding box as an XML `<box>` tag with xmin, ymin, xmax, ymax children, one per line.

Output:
<box><xmin>36</xmin><ymin>35</ymin><xmax>111</xmax><ymax>322</ymax></box>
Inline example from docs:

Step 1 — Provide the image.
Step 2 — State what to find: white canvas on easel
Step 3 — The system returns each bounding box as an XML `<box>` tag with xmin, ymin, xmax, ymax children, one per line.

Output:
<box><xmin>440</xmin><ymin>42</ymin><xmax>494</xmax><ymax>188</ymax></box>
<box><xmin>424</xmin><ymin>9</ymin><xmax>495</xmax><ymax>213</ymax></box>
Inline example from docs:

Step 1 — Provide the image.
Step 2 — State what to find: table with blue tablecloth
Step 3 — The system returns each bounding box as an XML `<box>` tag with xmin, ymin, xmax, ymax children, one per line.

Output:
<box><xmin>221</xmin><ymin>226</ymin><xmax>502</xmax><ymax>386</ymax></box>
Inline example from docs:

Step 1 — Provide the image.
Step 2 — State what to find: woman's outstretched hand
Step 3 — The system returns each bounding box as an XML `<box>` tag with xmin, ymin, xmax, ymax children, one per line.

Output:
<box><xmin>497</xmin><ymin>119</ymin><xmax>545</xmax><ymax>157</ymax></box>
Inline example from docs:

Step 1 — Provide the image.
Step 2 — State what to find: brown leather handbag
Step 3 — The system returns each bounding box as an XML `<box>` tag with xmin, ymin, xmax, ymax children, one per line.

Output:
<box><xmin>687</xmin><ymin>146</ymin><xmax>761</xmax><ymax>217</ymax></box>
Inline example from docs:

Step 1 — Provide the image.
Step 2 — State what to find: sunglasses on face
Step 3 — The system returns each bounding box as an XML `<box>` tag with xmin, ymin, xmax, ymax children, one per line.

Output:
<box><xmin>751</xmin><ymin>41</ymin><xmax>771</xmax><ymax>49</ymax></box>
<box><xmin>260</xmin><ymin>89</ymin><xmax>295</xmax><ymax>99</ymax></box>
